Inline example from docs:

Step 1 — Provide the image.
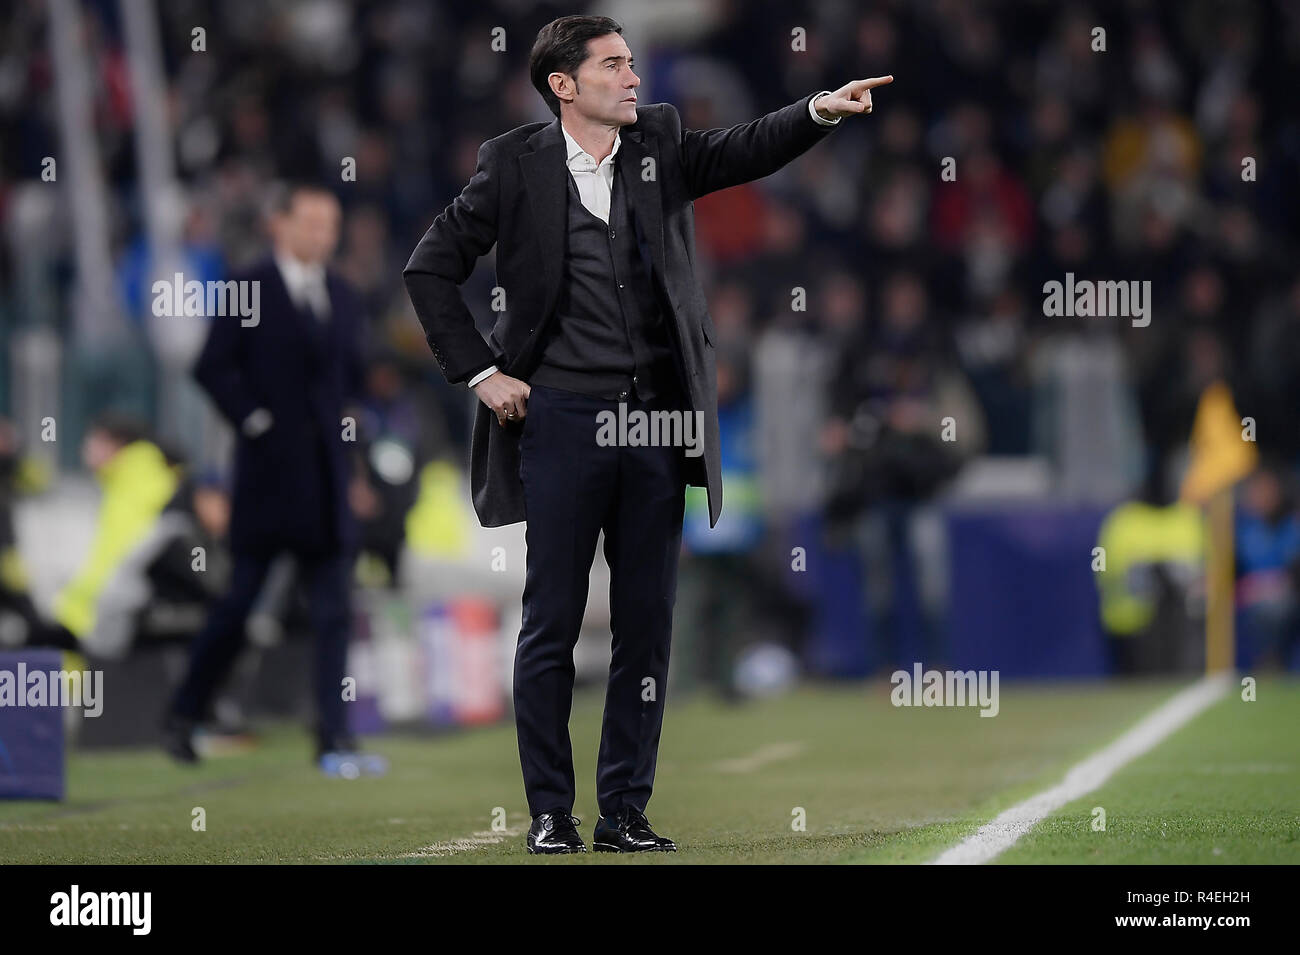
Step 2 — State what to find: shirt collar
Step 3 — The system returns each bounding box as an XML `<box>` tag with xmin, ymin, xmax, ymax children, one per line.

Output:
<box><xmin>274</xmin><ymin>251</ymin><xmax>325</xmax><ymax>289</ymax></box>
<box><xmin>561</xmin><ymin>122</ymin><xmax>621</xmax><ymax>172</ymax></box>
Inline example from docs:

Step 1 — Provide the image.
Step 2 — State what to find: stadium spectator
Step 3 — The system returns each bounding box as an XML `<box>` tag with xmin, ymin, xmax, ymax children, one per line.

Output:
<box><xmin>679</xmin><ymin>342</ymin><xmax>763</xmax><ymax>702</ymax></box>
<box><xmin>52</xmin><ymin>413</ymin><xmax>181</xmax><ymax>647</ymax></box>
<box><xmin>0</xmin><ymin>416</ymin><xmax>68</xmax><ymax>651</ymax></box>
<box><xmin>1235</xmin><ymin>461</ymin><xmax>1300</xmax><ymax>670</ymax></box>
<box><xmin>353</xmin><ymin>353</ymin><xmax>427</xmax><ymax>588</ymax></box>
<box><xmin>1096</xmin><ymin>472</ymin><xmax>1207</xmax><ymax>675</ymax></box>
<box><xmin>822</xmin><ymin>272</ymin><xmax>983</xmax><ymax>668</ymax></box>
<box><xmin>81</xmin><ymin>471</ymin><xmax>232</xmax><ymax>660</ymax></box>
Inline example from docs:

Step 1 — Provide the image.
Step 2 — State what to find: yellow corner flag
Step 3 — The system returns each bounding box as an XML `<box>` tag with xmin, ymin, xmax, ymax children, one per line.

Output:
<box><xmin>1179</xmin><ymin>380</ymin><xmax>1257</xmax><ymax>504</ymax></box>
<box><xmin>1179</xmin><ymin>380</ymin><xmax>1256</xmax><ymax>674</ymax></box>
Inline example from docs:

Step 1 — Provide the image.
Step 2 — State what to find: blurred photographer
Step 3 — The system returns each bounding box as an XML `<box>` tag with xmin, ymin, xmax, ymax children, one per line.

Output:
<box><xmin>820</xmin><ymin>273</ymin><xmax>984</xmax><ymax>666</ymax></box>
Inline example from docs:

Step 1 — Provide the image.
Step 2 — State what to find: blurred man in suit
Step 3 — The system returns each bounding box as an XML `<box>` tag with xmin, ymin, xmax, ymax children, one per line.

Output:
<box><xmin>405</xmin><ymin>14</ymin><xmax>889</xmax><ymax>852</ymax></box>
<box><xmin>164</xmin><ymin>183</ymin><xmax>377</xmax><ymax>773</ymax></box>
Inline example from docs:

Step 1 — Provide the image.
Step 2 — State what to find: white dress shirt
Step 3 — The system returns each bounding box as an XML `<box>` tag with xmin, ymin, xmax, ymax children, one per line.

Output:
<box><xmin>275</xmin><ymin>251</ymin><xmax>331</xmax><ymax>320</ymax></box>
<box><xmin>561</xmin><ymin>120</ymin><xmax>622</xmax><ymax>224</ymax></box>
<box><xmin>467</xmin><ymin>91</ymin><xmax>840</xmax><ymax>389</ymax></box>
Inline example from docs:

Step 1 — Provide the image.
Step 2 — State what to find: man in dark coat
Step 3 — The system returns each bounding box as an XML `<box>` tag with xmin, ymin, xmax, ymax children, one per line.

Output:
<box><xmin>165</xmin><ymin>183</ymin><xmax>373</xmax><ymax>769</ymax></box>
<box><xmin>404</xmin><ymin>14</ymin><xmax>890</xmax><ymax>852</ymax></box>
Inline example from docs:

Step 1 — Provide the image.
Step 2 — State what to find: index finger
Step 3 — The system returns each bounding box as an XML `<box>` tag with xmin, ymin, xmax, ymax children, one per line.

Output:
<box><xmin>853</xmin><ymin>75</ymin><xmax>894</xmax><ymax>92</ymax></box>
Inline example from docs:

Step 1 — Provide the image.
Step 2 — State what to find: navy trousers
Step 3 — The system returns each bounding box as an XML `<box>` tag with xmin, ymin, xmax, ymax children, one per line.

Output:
<box><xmin>168</xmin><ymin>547</ymin><xmax>353</xmax><ymax>750</ymax></box>
<box><xmin>515</xmin><ymin>381</ymin><xmax>689</xmax><ymax>817</ymax></box>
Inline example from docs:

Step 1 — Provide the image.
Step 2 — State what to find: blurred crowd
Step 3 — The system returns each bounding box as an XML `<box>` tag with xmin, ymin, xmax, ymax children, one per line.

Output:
<box><xmin>2</xmin><ymin>0</ymin><xmax>1299</xmax><ymax>695</ymax></box>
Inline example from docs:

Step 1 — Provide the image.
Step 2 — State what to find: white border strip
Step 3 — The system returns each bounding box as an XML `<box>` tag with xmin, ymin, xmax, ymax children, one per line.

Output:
<box><xmin>400</xmin><ymin>826</ymin><xmax>525</xmax><ymax>858</ymax></box>
<box><xmin>715</xmin><ymin>741</ymin><xmax>806</xmax><ymax>774</ymax></box>
<box><xmin>930</xmin><ymin>673</ymin><xmax>1232</xmax><ymax>865</ymax></box>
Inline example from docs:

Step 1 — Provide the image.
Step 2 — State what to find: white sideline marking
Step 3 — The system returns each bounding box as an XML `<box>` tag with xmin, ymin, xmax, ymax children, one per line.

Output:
<box><xmin>401</xmin><ymin>825</ymin><xmax>525</xmax><ymax>858</ymax></box>
<box><xmin>930</xmin><ymin>674</ymin><xmax>1232</xmax><ymax>865</ymax></box>
<box><xmin>716</xmin><ymin>741</ymin><xmax>805</xmax><ymax>773</ymax></box>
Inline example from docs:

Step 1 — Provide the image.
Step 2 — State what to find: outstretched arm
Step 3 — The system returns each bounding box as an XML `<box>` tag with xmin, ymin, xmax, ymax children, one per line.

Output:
<box><xmin>677</xmin><ymin>77</ymin><xmax>893</xmax><ymax>200</ymax></box>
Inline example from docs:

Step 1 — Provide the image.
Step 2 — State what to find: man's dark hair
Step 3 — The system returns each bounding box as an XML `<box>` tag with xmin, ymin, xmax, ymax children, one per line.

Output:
<box><xmin>529</xmin><ymin>15</ymin><xmax>624</xmax><ymax>119</ymax></box>
<box><xmin>87</xmin><ymin>411</ymin><xmax>153</xmax><ymax>449</ymax></box>
<box><xmin>265</xmin><ymin>180</ymin><xmax>338</xmax><ymax>218</ymax></box>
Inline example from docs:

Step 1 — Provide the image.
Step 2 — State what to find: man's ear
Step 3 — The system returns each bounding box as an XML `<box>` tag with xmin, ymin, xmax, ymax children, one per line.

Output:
<box><xmin>549</xmin><ymin>71</ymin><xmax>575</xmax><ymax>109</ymax></box>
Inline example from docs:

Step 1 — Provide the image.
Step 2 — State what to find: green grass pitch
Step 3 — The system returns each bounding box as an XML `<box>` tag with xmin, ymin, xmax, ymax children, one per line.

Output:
<box><xmin>1</xmin><ymin>677</ymin><xmax>1295</xmax><ymax>863</ymax></box>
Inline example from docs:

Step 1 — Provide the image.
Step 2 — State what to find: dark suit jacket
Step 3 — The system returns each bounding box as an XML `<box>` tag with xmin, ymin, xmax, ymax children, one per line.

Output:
<box><xmin>194</xmin><ymin>257</ymin><xmax>365</xmax><ymax>557</ymax></box>
<box><xmin>404</xmin><ymin>92</ymin><xmax>840</xmax><ymax>528</ymax></box>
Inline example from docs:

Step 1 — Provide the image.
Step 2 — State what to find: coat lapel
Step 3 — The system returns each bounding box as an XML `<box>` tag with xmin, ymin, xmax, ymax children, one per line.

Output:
<box><xmin>617</xmin><ymin>129</ymin><xmax>666</xmax><ymax>290</ymax></box>
<box><xmin>269</xmin><ymin>261</ymin><xmax>307</xmax><ymax>331</ymax></box>
<box><xmin>322</xmin><ymin>272</ymin><xmax>347</xmax><ymax>351</ymax></box>
<box><xmin>519</xmin><ymin>120</ymin><xmax>567</xmax><ymax>329</ymax></box>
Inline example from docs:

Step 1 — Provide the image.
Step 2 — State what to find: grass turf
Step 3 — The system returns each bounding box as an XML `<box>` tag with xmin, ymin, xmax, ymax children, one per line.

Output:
<box><xmin>0</xmin><ymin>677</ymin><xmax>1294</xmax><ymax>863</ymax></box>
<box><xmin>996</xmin><ymin>677</ymin><xmax>1300</xmax><ymax>864</ymax></box>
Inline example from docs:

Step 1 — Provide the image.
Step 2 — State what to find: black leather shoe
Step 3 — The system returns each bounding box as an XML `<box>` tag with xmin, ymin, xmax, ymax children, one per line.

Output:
<box><xmin>161</xmin><ymin>713</ymin><xmax>198</xmax><ymax>764</ymax></box>
<box><xmin>527</xmin><ymin>810</ymin><xmax>587</xmax><ymax>854</ymax></box>
<box><xmin>593</xmin><ymin>807</ymin><xmax>677</xmax><ymax>852</ymax></box>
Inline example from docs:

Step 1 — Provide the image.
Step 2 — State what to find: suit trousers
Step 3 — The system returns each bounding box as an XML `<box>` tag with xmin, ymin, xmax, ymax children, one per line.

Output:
<box><xmin>514</xmin><ymin>381</ymin><xmax>689</xmax><ymax>817</ymax></box>
<box><xmin>168</xmin><ymin>546</ymin><xmax>353</xmax><ymax>750</ymax></box>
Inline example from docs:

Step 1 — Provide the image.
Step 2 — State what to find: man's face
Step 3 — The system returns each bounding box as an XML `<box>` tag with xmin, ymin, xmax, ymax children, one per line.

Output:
<box><xmin>558</xmin><ymin>32</ymin><xmax>640</xmax><ymax>125</ymax></box>
<box><xmin>81</xmin><ymin>430</ymin><xmax>121</xmax><ymax>472</ymax></box>
<box><xmin>194</xmin><ymin>487</ymin><xmax>231</xmax><ymax>538</ymax></box>
<box><xmin>273</xmin><ymin>192</ymin><xmax>341</xmax><ymax>265</ymax></box>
